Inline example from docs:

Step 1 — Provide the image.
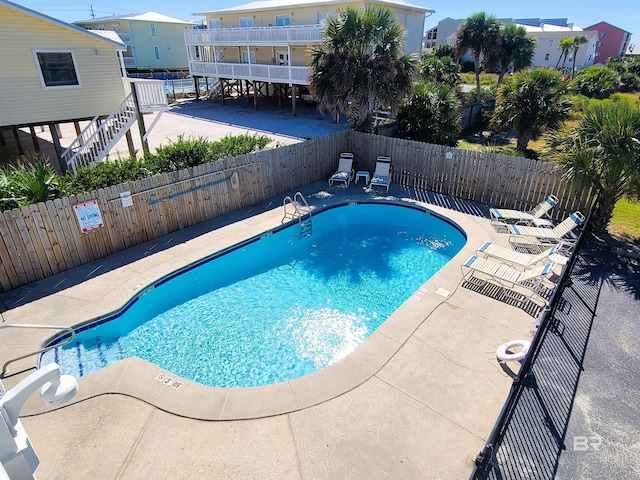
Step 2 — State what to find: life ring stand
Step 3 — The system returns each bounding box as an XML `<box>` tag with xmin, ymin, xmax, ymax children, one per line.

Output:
<box><xmin>496</xmin><ymin>339</ymin><xmax>531</xmax><ymax>363</ymax></box>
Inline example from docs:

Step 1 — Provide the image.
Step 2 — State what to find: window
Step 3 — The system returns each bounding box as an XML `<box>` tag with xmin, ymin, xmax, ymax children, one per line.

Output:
<box><xmin>548</xmin><ymin>39</ymin><xmax>553</xmax><ymax>48</ymax></box>
<box><xmin>544</xmin><ymin>53</ymin><xmax>550</xmax><ymax>61</ymax></box>
<box><xmin>154</xmin><ymin>46</ymin><xmax>160</xmax><ymax>60</ymax></box>
<box><xmin>275</xmin><ymin>15</ymin><xmax>291</xmax><ymax>26</ymax></box>
<box><xmin>317</xmin><ymin>11</ymin><xmax>335</xmax><ymax>23</ymax></box>
<box><xmin>150</xmin><ymin>23</ymin><xmax>156</xmax><ymax>36</ymax></box>
<box><xmin>601</xmin><ymin>31</ymin><xmax>606</xmax><ymax>38</ymax></box>
<box><xmin>241</xmin><ymin>50</ymin><xmax>256</xmax><ymax>64</ymax></box>
<box><xmin>209</xmin><ymin>19</ymin><xmax>221</xmax><ymax>29</ymax></box>
<box><xmin>595</xmin><ymin>51</ymin><xmax>601</xmax><ymax>57</ymax></box>
<box><xmin>34</xmin><ymin>50</ymin><xmax>80</xmax><ymax>88</ymax></box>
<box><xmin>239</xmin><ymin>17</ymin><xmax>253</xmax><ymax>28</ymax></box>
<box><xmin>598</xmin><ymin>41</ymin><xmax>603</xmax><ymax>47</ymax></box>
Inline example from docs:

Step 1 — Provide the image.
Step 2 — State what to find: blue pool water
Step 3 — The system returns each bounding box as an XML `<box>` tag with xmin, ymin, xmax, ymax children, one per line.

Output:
<box><xmin>42</xmin><ymin>202</ymin><xmax>465</xmax><ymax>388</ymax></box>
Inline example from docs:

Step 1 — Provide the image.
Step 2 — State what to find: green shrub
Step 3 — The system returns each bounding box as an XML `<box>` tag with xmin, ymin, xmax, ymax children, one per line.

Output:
<box><xmin>618</xmin><ymin>71</ymin><xmax>640</xmax><ymax>93</ymax></box>
<box><xmin>396</xmin><ymin>81</ymin><xmax>461</xmax><ymax>146</ymax></box>
<box><xmin>419</xmin><ymin>54</ymin><xmax>461</xmax><ymax>87</ymax></box>
<box><xmin>151</xmin><ymin>135</ymin><xmax>212</xmax><ymax>173</ymax></box>
<box><xmin>0</xmin><ymin>155</ymin><xmax>64</xmax><ymax>209</ymax></box>
<box><xmin>66</xmin><ymin>156</ymin><xmax>154</xmax><ymax>193</ymax></box>
<box><xmin>572</xmin><ymin>66</ymin><xmax>621</xmax><ymax>99</ymax></box>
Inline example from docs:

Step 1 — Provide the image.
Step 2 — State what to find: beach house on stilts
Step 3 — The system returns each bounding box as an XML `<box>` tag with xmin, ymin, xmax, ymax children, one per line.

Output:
<box><xmin>0</xmin><ymin>0</ymin><xmax>168</xmax><ymax>173</ymax></box>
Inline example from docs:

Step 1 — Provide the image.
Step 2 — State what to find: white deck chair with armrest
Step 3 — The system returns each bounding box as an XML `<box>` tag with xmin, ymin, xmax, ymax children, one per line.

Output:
<box><xmin>508</xmin><ymin>212</ymin><xmax>585</xmax><ymax>249</ymax></box>
<box><xmin>490</xmin><ymin>195</ymin><xmax>559</xmax><ymax>226</ymax></box>
<box><xmin>370</xmin><ymin>156</ymin><xmax>391</xmax><ymax>192</ymax></box>
<box><xmin>328</xmin><ymin>152</ymin><xmax>355</xmax><ymax>187</ymax></box>
<box><xmin>462</xmin><ymin>255</ymin><xmax>557</xmax><ymax>307</ymax></box>
<box><xmin>476</xmin><ymin>241</ymin><xmax>563</xmax><ymax>270</ymax></box>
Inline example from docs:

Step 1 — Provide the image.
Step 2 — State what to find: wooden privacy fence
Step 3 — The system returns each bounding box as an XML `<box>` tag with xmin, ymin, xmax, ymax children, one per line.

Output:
<box><xmin>0</xmin><ymin>130</ymin><xmax>593</xmax><ymax>292</ymax></box>
<box><xmin>347</xmin><ymin>131</ymin><xmax>595</xmax><ymax>222</ymax></box>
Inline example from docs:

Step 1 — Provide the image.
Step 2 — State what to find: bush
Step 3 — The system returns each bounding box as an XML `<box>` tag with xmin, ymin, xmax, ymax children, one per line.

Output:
<box><xmin>396</xmin><ymin>81</ymin><xmax>461</xmax><ymax>146</ymax></box>
<box><xmin>618</xmin><ymin>71</ymin><xmax>640</xmax><ymax>93</ymax></box>
<box><xmin>0</xmin><ymin>155</ymin><xmax>65</xmax><ymax>209</ymax></box>
<box><xmin>419</xmin><ymin>54</ymin><xmax>461</xmax><ymax>87</ymax></box>
<box><xmin>66</xmin><ymin>156</ymin><xmax>154</xmax><ymax>193</ymax></box>
<box><xmin>433</xmin><ymin>44</ymin><xmax>456</xmax><ymax>60</ymax></box>
<box><xmin>572</xmin><ymin>66</ymin><xmax>621</xmax><ymax>99</ymax></box>
<box><xmin>150</xmin><ymin>134</ymin><xmax>272</xmax><ymax>173</ymax></box>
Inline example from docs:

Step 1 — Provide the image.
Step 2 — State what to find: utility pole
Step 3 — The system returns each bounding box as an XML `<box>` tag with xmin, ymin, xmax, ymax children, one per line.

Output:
<box><xmin>90</xmin><ymin>4</ymin><xmax>95</xmax><ymax>18</ymax></box>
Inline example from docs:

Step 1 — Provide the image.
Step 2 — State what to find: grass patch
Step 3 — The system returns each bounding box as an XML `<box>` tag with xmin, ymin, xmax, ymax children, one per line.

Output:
<box><xmin>608</xmin><ymin>198</ymin><xmax>640</xmax><ymax>241</ymax></box>
<box><xmin>460</xmin><ymin>72</ymin><xmax>499</xmax><ymax>86</ymax></box>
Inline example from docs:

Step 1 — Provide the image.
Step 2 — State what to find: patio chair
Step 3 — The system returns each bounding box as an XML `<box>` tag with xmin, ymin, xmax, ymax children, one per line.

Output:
<box><xmin>462</xmin><ymin>255</ymin><xmax>557</xmax><ymax>307</ymax></box>
<box><xmin>476</xmin><ymin>241</ymin><xmax>564</xmax><ymax>270</ymax></box>
<box><xmin>370</xmin><ymin>156</ymin><xmax>391</xmax><ymax>192</ymax></box>
<box><xmin>489</xmin><ymin>195</ymin><xmax>559</xmax><ymax>226</ymax></box>
<box><xmin>328</xmin><ymin>152</ymin><xmax>355</xmax><ymax>187</ymax></box>
<box><xmin>508</xmin><ymin>211</ymin><xmax>585</xmax><ymax>249</ymax></box>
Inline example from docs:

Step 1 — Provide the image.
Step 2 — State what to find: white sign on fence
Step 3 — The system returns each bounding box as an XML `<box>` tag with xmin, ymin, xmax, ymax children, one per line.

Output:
<box><xmin>73</xmin><ymin>200</ymin><xmax>104</xmax><ymax>233</ymax></box>
<box><xmin>120</xmin><ymin>191</ymin><xmax>134</xmax><ymax>208</ymax></box>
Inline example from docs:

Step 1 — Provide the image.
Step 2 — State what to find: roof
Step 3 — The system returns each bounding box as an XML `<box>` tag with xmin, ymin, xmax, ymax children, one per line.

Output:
<box><xmin>518</xmin><ymin>24</ymin><xmax>586</xmax><ymax>33</ymax></box>
<box><xmin>76</xmin><ymin>11</ymin><xmax>192</xmax><ymax>25</ymax></box>
<box><xmin>88</xmin><ymin>30</ymin><xmax>127</xmax><ymax>49</ymax></box>
<box><xmin>0</xmin><ymin>0</ymin><xmax>128</xmax><ymax>49</ymax></box>
<box><xmin>585</xmin><ymin>21</ymin><xmax>632</xmax><ymax>34</ymax></box>
<box><xmin>195</xmin><ymin>0</ymin><xmax>433</xmax><ymax>16</ymax></box>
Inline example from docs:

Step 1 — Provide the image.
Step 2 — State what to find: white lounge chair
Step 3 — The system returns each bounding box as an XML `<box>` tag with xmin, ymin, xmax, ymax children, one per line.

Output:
<box><xmin>490</xmin><ymin>195</ymin><xmax>558</xmax><ymax>226</ymax></box>
<box><xmin>462</xmin><ymin>255</ymin><xmax>557</xmax><ymax>307</ymax></box>
<box><xmin>370</xmin><ymin>156</ymin><xmax>391</xmax><ymax>192</ymax></box>
<box><xmin>328</xmin><ymin>152</ymin><xmax>355</xmax><ymax>187</ymax></box>
<box><xmin>476</xmin><ymin>241</ymin><xmax>564</xmax><ymax>270</ymax></box>
<box><xmin>508</xmin><ymin>211</ymin><xmax>585</xmax><ymax>248</ymax></box>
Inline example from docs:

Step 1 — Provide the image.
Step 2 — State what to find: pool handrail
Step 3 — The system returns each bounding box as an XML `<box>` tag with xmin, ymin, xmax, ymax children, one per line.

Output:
<box><xmin>0</xmin><ymin>324</ymin><xmax>75</xmax><ymax>378</ymax></box>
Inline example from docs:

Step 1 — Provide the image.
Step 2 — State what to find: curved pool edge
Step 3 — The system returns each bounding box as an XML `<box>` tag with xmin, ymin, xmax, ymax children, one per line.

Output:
<box><xmin>20</xmin><ymin>196</ymin><xmax>491</xmax><ymax>421</ymax></box>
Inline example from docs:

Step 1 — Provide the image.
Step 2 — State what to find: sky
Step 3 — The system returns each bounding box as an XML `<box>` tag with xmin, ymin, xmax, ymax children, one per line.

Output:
<box><xmin>10</xmin><ymin>0</ymin><xmax>640</xmax><ymax>37</ymax></box>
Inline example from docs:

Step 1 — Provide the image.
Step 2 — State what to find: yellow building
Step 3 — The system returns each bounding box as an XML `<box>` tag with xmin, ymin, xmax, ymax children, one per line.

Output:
<box><xmin>186</xmin><ymin>0</ymin><xmax>434</xmax><ymax>111</ymax></box>
<box><xmin>0</xmin><ymin>0</ymin><xmax>168</xmax><ymax>172</ymax></box>
<box><xmin>75</xmin><ymin>12</ymin><xmax>193</xmax><ymax>75</ymax></box>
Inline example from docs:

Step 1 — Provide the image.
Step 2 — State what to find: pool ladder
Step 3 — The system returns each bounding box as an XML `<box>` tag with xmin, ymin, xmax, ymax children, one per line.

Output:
<box><xmin>282</xmin><ymin>192</ymin><xmax>312</xmax><ymax>238</ymax></box>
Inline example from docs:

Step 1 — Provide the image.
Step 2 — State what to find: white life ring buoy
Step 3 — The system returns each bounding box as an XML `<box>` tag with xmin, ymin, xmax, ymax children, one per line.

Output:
<box><xmin>496</xmin><ymin>339</ymin><xmax>531</xmax><ymax>362</ymax></box>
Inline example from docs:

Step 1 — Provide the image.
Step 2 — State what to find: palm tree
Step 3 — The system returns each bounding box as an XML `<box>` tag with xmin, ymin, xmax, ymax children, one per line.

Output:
<box><xmin>547</xmin><ymin>100</ymin><xmax>640</xmax><ymax>231</ymax></box>
<box><xmin>396</xmin><ymin>81</ymin><xmax>461</xmax><ymax>146</ymax></box>
<box><xmin>455</xmin><ymin>12</ymin><xmax>501</xmax><ymax>104</ymax></box>
<box><xmin>555</xmin><ymin>37</ymin><xmax>574</xmax><ymax>71</ymax></box>
<box><xmin>309</xmin><ymin>6</ymin><xmax>416</xmax><ymax>131</ymax></box>
<box><xmin>570</xmin><ymin>35</ymin><xmax>589</xmax><ymax>78</ymax></box>
<box><xmin>485</xmin><ymin>23</ymin><xmax>536</xmax><ymax>85</ymax></box>
<box><xmin>419</xmin><ymin>53</ymin><xmax>461</xmax><ymax>87</ymax></box>
<box><xmin>491</xmin><ymin>68</ymin><xmax>571</xmax><ymax>152</ymax></box>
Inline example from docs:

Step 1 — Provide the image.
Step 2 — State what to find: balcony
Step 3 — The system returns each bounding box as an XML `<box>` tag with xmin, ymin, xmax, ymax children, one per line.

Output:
<box><xmin>184</xmin><ymin>24</ymin><xmax>325</xmax><ymax>46</ymax></box>
<box><xmin>189</xmin><ymin>61</ymin><xmax>311</xmax><ymax>85</ymax></box>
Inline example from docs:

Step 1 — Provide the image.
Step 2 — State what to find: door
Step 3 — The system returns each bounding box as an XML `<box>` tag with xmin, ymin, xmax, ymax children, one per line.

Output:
<box><xmin>276</xmin><ymin>51</ymin><xmax>289</xmax><ymax>66</ymax></box>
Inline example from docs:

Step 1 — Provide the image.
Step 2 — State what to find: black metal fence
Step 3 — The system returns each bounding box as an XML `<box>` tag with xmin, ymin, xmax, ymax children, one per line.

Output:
<box><xmin>469</xmin><ymin>221</ymin><xmax>602</xmax><ymax>479</ymax></box>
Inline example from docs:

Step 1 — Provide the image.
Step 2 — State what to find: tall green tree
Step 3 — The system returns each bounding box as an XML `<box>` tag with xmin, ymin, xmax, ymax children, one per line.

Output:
<box><xmin>547</xmin><ymin>100</ymin><xmax>640</xmax><ymax>231</ymax></box>
<box><xmin>455</xmin><ymin>12</ymin><xmax>501</xmax><ymax>103</ymax></box>
<box><xmin>309</xmin><ymin>6</ymin><xmax>416</xmax><ymax>131</ymax></box>
<box><xmin>570</xmin><ymin>35</ymin><xmax>589</xmax><ymax>78</ymax></box>
<box><xmin>555</xmin><ymin>37</ymin><xmax>574</xmax><ymax>72</ymax></box>
<box><xmin>491</xmin><ymin>67</ymin><xmax>571</xmax><ymax>152</ymax></box>
<box><xmin>484</xmin><ymin>23</ymin><xmax>536</xmax><ymax>85</ymax></box>
<box><xmin>396</xmin><ymin>81</ymin><xmax>461</xmax><ymax>146</ymax></box>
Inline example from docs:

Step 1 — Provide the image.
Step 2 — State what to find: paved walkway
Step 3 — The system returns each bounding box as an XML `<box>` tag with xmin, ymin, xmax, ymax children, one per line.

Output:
<box><xmin>1</xmin><ymin>182</ymin><xmax>544</xmax><ymax>479</ymax></box>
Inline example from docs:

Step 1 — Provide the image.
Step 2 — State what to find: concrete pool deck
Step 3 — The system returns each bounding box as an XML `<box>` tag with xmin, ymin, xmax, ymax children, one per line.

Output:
<box><xmin>1</xmin><ymin>182</ymin><xmax>546</xmax><ymax>479</ymax></box>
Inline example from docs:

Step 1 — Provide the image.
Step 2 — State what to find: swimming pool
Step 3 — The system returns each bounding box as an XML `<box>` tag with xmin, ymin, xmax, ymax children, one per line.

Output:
<box><xmin>41</xmin><ymin>202</ymin><xmax>466</xmax><ymax>388</ymax></box>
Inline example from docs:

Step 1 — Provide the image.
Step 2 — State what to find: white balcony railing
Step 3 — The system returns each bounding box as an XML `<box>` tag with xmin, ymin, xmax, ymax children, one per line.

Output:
<box><xmin>185</xmin><ymin>24</ymin><xmax>325</xmax><ymax>46</ymax></box>
<box><xmin>129</xmin><ymin>79</ymin><xmax>169</xmax><ymax>112</ymax></box>
<box><xmin>188</xmin><ymin>61</ymin><xmax>311</xmax><ymax>85</ymax></box>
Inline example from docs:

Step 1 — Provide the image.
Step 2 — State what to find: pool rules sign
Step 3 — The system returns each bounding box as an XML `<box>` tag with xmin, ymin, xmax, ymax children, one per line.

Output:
<box><xmin>73</xmin><ymin>200</ymin><xmax>104</xmax><ymax>232</ymax></box>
